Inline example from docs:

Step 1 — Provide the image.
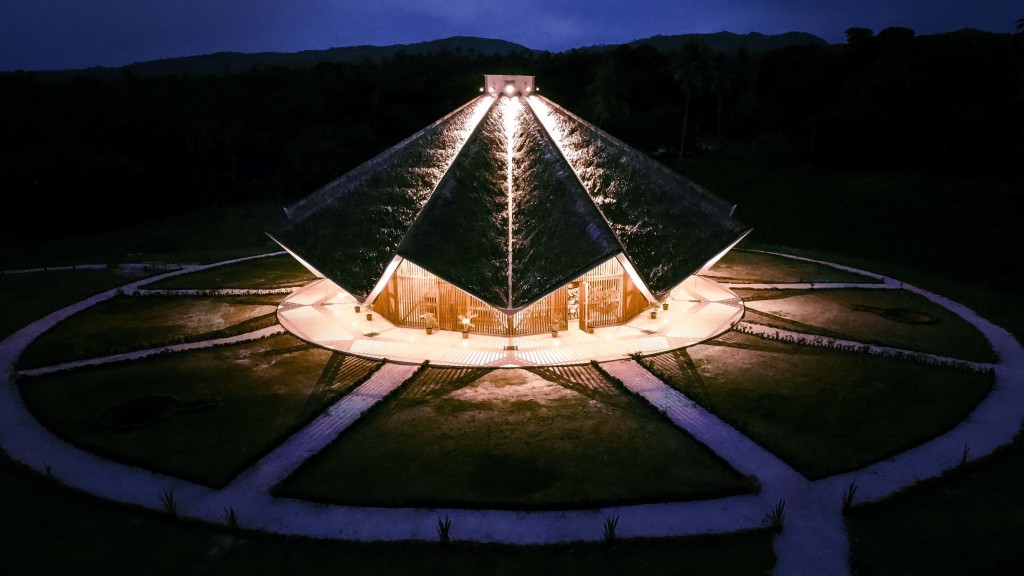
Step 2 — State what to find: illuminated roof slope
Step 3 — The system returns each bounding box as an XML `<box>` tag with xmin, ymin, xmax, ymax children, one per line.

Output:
<box><xmin>528</xmin><ymin>96</ymin><xmax>748</xmax><ymax>297</ymax></box>
<box><xmin>270</xmin><ymin>96</ymin><xmax>492</xmax><ymax>297</ymax></box>
<box><xmin>273</xmin><ymin>76</ymin><xmax>748</xmax><ymax>309</ymax></box>
<box><xmin>399</xmin><ymin>95</ymin><xmax>621</xmax><ymax>311</ymax></box>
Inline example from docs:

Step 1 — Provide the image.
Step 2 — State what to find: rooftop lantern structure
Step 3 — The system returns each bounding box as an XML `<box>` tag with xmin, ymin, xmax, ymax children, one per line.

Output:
<box><xmin>270</xmin><ymin>75</ymin><xmax>750</xmax><ymax>340</ymax></box>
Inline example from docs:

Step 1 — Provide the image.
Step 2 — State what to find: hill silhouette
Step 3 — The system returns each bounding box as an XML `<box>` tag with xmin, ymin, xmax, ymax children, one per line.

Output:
<box><xmin>36</xmin><ymin>32</ymin><xmax>829</xmax><ymax>79</ymax></box>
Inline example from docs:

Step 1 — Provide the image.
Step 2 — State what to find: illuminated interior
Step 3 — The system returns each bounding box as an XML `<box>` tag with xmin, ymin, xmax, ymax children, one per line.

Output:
<box><xmin>373</xmin><ymin>257</ymin><xmax>648</xmax><ymax>336</ymax></box>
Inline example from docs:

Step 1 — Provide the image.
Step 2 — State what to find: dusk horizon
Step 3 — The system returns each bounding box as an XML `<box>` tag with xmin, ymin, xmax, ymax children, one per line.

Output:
<box><xmin>1</xmin><ymin>0</ymin><xmax>1017</xmax><ymax>71</ymax></box>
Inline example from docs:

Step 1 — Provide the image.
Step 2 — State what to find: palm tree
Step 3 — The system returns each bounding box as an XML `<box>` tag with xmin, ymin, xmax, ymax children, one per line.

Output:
<box><xmin>674</xmin><ymin>43</ymin><xmax>711</xmax><ymax>161</ymax></box>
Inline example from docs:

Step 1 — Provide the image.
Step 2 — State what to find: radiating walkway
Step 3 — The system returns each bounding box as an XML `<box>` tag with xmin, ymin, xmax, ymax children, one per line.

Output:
<box><xmin>603</xmin><ymin>360</ymin><xmax>805</xmax><ymax>491</ymax></box>
<box><xmin>224</xmin><ymin>363</ymin><xmax>417</xmax><ymax>495</ymax></box>
<box><xmin>1</xmin><ymin>250</ymin><xmax>1022</xmax><ymax>576</ymax></box>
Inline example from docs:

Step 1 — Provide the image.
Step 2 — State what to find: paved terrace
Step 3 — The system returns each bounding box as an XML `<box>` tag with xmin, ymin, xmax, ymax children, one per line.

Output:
<box><xmin>277</xmin><ymin>275</ymin><xmax>744</xmax><ymax>367</ymax></box>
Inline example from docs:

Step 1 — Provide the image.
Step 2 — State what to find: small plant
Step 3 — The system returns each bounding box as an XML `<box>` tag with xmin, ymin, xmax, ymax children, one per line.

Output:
<box><xmin>420</xmin><ymin>312</ymin><xmax>438</xmax><ymax>334</ymax></box>
<box><xmin>842</xmin><ymin>481</ymin><xmax>858</xmax><ymax>513</ymax></box>
<box><xmin>224</xmin><ymin>506</ymin><xmax>239</xmax><ymax>530</ymax></box>
<box><xmin>161</xmin><ymin>489</ymin><xmax>178</xmax><ymax>517</ymax></box>
<box><xmin>458</xmin><ymin>309</ymin><xmax>476</xmax><ymax>338</ymax></box>
<box><xmin>961</xmin><ymin>444</ymin><xmax>971</xmax><ymax>466</ymax></box>
<box><xmin>550</xmin><ymin>314</ymin><xmax>563</xmax><ymax>337</ymax></box>
<box><xmin>458</xmin><ymin>309</ymin><xmax>476</xmax><ymax>332</ymax></box>
<box><xmin>763</xmin><ymin>499</ymin><xmax>785</xmax><ymax>531</ymax></box>
<box><xmin>603</xmin><ymin>515</ymin><xmax>619</xmax><ymax>545</ymax></box>
<box><xmin>437</xmin><ymin>515</ymin><xmax>452</xmax><ymax>545</ymax></box>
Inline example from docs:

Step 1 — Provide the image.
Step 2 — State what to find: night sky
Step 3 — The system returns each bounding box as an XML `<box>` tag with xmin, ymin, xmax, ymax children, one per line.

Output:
<box><xmin>0</xmin><ymin>0</ymin><xmax>1019</xmax><ymax>71</ymax></box>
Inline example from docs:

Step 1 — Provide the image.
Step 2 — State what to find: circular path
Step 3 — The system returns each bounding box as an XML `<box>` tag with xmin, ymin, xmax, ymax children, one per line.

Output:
<box><xmin>1</xmin><ymin>250</ymin><xmax>1022</xmax><ymax>576</ymax></box>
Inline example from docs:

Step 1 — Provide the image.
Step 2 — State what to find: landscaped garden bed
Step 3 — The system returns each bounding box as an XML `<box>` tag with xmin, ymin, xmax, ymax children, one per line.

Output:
<box><xmin>736</xmin><ymin>288</ymin><xmax>996</xmax><ymax>362</ymax></box>
<box><xmin>18</xmin><ymin>334</ymin><xmax>378</xmax><ymax>487</ymax></box>
<box><xmin>18</xmin><ymin>294</ymin><xmax>284</xmax><ymax>369</ymax></box>
<box><xmin>642</xmin><ymin>332</ymin><xmax>993</xmax><ymax>479</ymax></box>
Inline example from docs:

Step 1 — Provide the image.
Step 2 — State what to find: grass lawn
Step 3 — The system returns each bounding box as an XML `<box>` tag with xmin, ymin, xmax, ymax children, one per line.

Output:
<box><xmin>0</xmin><ymin>456</ymin><xmax>776</xmax><ymax>576</ymax></box>
<box><xmin>642</xmin><ymin>332</ymin><xmax>993</xmax><ymax>479</ymax></box>
<box><xmin>0</xmin><ymin>268</ymin><xmax>156</xmax><ymax>338</ymax></box>
<box><xmin>277</xmin><ymin>365</ymin><xmax>754</xmax><ymax>508</ymax></box>
<box><xmin>18</xmin><ymin>294</ymin><xmax>284</xmax><ymax>369</ymax></box>
<box><xmin>149</xmin><ymin>255</ymin><xmax>315</xmax><ymax>290</ymax></box>
<box><xmin>17</xmin><ymin>335</ymin><xmax>379</xmax><ymax>487</ymax></box>
<box><xmin>704</xmin><ymin>249</ymin><xmax>879</xmax><ymax>284</ymax></box>
<box><xmin>846</xmin><ymin>430</ymin><xmax>1024</xmax><ymax>575</ymax></box>
<box><xmin>737</xmin><ymin>288</ymin><xmax>996</xmax><ymax>363</ymax></box>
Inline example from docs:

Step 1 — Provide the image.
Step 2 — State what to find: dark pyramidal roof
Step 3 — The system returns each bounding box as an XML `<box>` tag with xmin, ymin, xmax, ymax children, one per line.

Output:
<box><xmin>272</xmin><ymin>82</ymin><xmax>748</xmax><ymax>313</ymax></box>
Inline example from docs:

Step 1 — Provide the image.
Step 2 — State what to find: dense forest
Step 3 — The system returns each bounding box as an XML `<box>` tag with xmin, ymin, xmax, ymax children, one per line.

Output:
<box><xmin>1</xmin><ymin>28</ymin><xmax>1021</xmax><ymax>285</ymax></box>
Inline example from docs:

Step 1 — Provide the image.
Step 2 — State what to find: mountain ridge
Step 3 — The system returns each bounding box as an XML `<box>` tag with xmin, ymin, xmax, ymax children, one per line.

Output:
<box><xmin>28</xmin><ymin>31</ymin><xmax>833</xmax><ymax>79</ymax></box>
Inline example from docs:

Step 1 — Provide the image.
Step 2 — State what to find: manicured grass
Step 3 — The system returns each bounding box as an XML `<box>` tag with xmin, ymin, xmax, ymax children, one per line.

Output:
<box><xmin>18</xmin><ymin>294</ymin><xmax>283</xmax><ymax>369</ymax></box>
<box><xmin>704</xmin><ymin>249</ymin><xmax>878</xmax><ymax>284</ymax></box>
<box><xmin>847</xmin><ymin>431</ymin><xmax>1024</xmax><ymax>575</ymax></box>
<box><xmin>753</xmin><ymin>242</ymin><xmax>1024</xmax><ymax>343</ymax></box>
<box><xmin>0</xmin><ymin>455</ymin><xmax>776</xmax><ymax>576</ymax></box>
<box><xmin>149</xmin><ymin>255</ymin><xmax>315</xmax><ymax>290</ymax></box>
<box><xmin>18</xmin><ymin>335</ymin><xmax>378</xmax><ymax>487</ymax></box>
<box><xmin>737</xmin><ymin>288</ymin><xmax>996</xmax><ymax>363</ymax></box>
<box><xmin>277</xmin><ymin>365</ymin><xmax>754</xmax><ymax>508</ymax></box>
<box><xmin>642</xmin><ymin>332</ymin><xmax>993</xmax><ymax>479</ymax></box>
<box><xmin>0</xmin><ymin>268</ymin><xmax>155</xmax><ymax>339</ymax></box>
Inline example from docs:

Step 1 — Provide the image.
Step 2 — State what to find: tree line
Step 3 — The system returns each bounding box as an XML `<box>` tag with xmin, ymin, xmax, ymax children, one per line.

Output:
<box><xmin>0</xmin><ymin>27</ymin><xmax>1020</xmax><ymax>240</ymax></box>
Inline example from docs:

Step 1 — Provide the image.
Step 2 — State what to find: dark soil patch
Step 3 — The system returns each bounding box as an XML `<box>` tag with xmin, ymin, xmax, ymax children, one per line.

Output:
<box><xmin>99</xmin><ymin>395</ymin><xmax>219</xmax><ymax>430</ymax></box>
<box><xmin>850</xmin><ymin>304</ymin><xmax>939</xmax><ymax>325</ymax></box>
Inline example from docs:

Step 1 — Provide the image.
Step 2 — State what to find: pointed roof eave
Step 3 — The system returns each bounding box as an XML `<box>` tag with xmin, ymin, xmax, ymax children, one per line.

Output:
<box><xmin>697</xmin><ymin>228</ymin><xmax>752</xmax><ymax>274</ymax></box>
<box><xmin>271</xmin><ymin>94</ymin><xmax>494</xmax><ymax>298</ymax></box>
<box><xmin>615</xmin><ymin>253</ymin><xmax>658</xmax><ymax>303</ymax></box>
<box><xmin>526</xmin><ymin>94</ymin><xmax>747</xmax><ymax>295</ymax></box>
<box><xmin>362</xmin><ymin>255</ymin><xmax>404</xmax><ymax>308</ymax></box>
<box><xmin>524</xmin><ymin>95</ymin><xmax>658</xmax><ymax>303</ymax></box>
<box><xmin>647</xmin><ymin>228</ymin><xmax>753</xmax><ymax>301</ymax></box>
<box><xmin>506</xmin><ymin>95</ymin><xmax>624</xmax><ymax>307</ymax></box>
<box><xmin>266</xmin><ymin>233</ymin><xmax>325</xmax><ymax>279</ymax></box>
<box><xmin>395</xmin><ymin>95</ymin><xmax>500</xmax><ymax>254</ymax></box>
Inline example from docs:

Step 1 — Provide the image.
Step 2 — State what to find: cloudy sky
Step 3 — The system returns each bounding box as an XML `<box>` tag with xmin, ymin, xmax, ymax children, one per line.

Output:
<box><xmin>0</xmin><ymin>0</ymin><xmax>1018</xmax><ymax>70</ymax></box>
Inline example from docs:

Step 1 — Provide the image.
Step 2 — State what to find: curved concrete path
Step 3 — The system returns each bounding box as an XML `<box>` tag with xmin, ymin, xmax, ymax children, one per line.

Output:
<box><xmin>1</xmin><ymin>250</ymin><xmax>1022</xmax><ymax>576</ymax></box>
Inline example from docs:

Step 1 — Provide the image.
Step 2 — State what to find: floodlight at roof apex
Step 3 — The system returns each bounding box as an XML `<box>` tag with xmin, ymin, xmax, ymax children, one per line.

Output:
<box><xmin>484</xmin><ymin>74</ymin><xmax>534</xmax><ymax>97</ymax></box>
